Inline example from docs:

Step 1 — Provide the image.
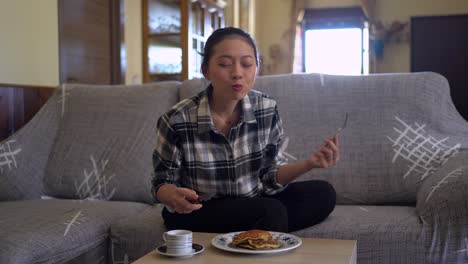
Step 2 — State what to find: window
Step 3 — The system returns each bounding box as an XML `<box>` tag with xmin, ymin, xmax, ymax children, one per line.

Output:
<box><xmin>305</xmin><ymin>27</ymin><xmax>369</xmax><ymax>75</ymax></box>
<box><xmin>302</xmin><ymin>8</ymin><xmax>368</xmax><ymax>75</ymax></box>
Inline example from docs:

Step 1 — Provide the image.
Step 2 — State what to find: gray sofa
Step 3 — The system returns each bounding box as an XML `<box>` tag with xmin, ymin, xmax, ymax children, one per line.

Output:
<box><xmin>1</xmin><ymin>72</ymin><xmax>468</xmax><ymax>264</ymax></box>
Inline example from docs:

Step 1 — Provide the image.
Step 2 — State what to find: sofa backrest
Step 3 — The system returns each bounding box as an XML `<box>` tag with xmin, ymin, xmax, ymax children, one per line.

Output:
<box><xmin>180</xmin><ymin>72</ymin><xmax>468</xmax><ymax>205</ymax></box>
<box><xmin>43</xmin><ymin>82</ymin><xmax>180</xmax><ymax>204</ymax></box>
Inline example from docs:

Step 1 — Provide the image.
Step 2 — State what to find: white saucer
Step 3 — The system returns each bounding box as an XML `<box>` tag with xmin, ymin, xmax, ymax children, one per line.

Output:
<box><xmin>157</xmin><ymin>243</ymin><xmax>204</xmax><ymax>258</ymax></box>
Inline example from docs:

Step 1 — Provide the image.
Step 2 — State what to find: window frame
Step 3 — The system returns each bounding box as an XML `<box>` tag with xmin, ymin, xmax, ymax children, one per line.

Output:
<box><xmin>301</xmin><ymin>7</ymin><xmax>368</xmax><ymax>75</ymax></box>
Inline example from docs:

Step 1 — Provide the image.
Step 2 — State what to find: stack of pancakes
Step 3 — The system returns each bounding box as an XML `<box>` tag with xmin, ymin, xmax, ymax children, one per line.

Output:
<box><xmin>231</xmin><ymin>229</ymin><xmax>281</xmax><ymax>250</ymax></box>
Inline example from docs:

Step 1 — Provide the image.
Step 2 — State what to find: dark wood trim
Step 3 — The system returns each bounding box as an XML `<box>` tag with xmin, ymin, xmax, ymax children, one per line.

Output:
<box><xmin>110</xmin><ymin>0</ymin><xmax>125</xmax><ymax>84</ymax></box>
<box><xmin>120</xmin><ymin>0</ymin><xmax>126</xmax><ymax>83</ymax></box>
<box><xmin>181</xmin><ymin>0</ymin><xmax>190</xmax><ymax>81</ymax></box>
<box><xmin>149</xmin><ymin>32</ymin><xmax>181</xmax><ymax>37</ymax></box>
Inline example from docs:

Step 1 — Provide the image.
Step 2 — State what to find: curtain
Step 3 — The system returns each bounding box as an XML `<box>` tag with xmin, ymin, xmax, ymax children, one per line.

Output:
<box><xmin>292</xmin><ymin>23</ymin><xmax>304</xmax><ymax>73</ymax></box>
<box><xmin>360</xmin><ymin>0</ymin><xmax>376</xmax><ymax>20</ymax></box>
<box><xmin>360</xmin><ymin>0</ymin><xmax>377</xmax><ymax>73</ymax></box>
<box><xmin>289</xmin><ymin>0</ymin><xmax>305</xmax><ymax>73</ymax></box>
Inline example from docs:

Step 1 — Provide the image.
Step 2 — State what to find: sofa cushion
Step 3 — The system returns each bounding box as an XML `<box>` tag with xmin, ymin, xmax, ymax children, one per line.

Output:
<box><xmin>293</xmin><ymin>205</ymin><xmax>426</xmax><ymax>264</ymax></box>
<box><xmin>0</xmin><ymin>199</ymin><xmax>150</xmax><ymax>264</ymax></box>
<box><xmin>44</xmin><ymin>82</ymin><xmax>180</xmax><ymax>203</ymax></box>
<box><xmin>110</xmin><ymin>204</ymin><xmax>165</xmax><ymax>262</ymax></box>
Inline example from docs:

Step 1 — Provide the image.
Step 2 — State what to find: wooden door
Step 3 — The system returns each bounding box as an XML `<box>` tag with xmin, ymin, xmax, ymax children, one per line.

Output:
<box><xmin>411</xmin><ymin>15</ymin><xmax>468</xmax><ymax>121</ymax></box>
<box><xmin>58</xmin><ymin>0</ymin><xmax>123</xmax><ymax>84</ymax></box>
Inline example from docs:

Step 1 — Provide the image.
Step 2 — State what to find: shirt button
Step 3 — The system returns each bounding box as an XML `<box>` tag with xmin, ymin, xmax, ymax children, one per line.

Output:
<box><xmin>229</xmin><ymin>154</ymin><xmax>234</xmax><ymax>159</ymax></box>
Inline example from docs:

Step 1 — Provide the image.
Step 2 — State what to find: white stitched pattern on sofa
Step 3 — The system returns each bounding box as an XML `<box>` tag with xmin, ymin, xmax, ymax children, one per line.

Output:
<box><xmin>58</xmin><ymin>83</ymin><xmax>74</xmax><ymax>117</ymax></box>
<box><xmin>387</xmin><ymin>116</ymin><xmax>461</xmax><ymax>182</ymax></box>
<box><xmin>63</xmin><ymin>209</ymin><xmax>88</xmax><ymax>236</ymax></box>
<box><xmin>0</xmin><ymin>139</ymin><xmax>22</xmax><ymax>173</ymax></box>
<box><xmin>74</xmin><ymin>155</ymin><xmax>116</xmax><ymax>200</ymax></box>
<box><xmin>425</xmin><ymin>167</ymin><xmax>463</xmax><ymax>204</ymax></box>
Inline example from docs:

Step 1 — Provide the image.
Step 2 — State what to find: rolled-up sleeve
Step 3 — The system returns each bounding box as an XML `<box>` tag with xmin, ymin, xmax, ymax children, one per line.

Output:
<box><xmin>260</xmin><ymin>107</ymin><xmax>288</xmax><ymax>195</ymax></box>
<box><xmin>151</xmin><ymin>114</ymin><xmax>182</xmax><ymax>203</ymax></box>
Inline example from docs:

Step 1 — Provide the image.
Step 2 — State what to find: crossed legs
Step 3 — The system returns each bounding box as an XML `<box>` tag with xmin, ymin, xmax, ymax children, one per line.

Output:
<box><xmin>162</xmin><ymin>180</ymin><xmax>336</xmax><ymax>233</ymax></box>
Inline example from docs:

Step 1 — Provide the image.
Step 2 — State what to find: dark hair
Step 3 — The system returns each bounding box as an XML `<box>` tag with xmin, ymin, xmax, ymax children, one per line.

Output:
<box><xmin>201</xmin><ymin>27</ymin><xmax>259</xmax><ymax>74</ymax></box>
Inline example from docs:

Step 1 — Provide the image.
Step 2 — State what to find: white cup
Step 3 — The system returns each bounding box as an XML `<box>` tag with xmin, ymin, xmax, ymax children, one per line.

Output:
<box><xmin>163</xmin><ymin>230</ymin><xmax>193</xmax><ymax>255</ymax></box>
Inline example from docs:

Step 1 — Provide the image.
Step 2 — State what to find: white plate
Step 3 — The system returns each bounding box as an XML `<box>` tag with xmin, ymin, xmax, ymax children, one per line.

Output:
<box><xmin>211</xmin><ymin>231</ymin><xmax>302</xmax><ymax>254</ymax></box>
<box><xmin>157</xmin><ymin>243</ymin><xmax>204</xmax><ymax>258</ymax></box>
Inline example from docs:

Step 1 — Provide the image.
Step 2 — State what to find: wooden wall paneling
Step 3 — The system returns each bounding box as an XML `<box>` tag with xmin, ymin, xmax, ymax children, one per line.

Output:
<box><xmin>0</xmin><ymin>85</ymin><xmax>55</xmax><ymax>141</ymax></box>
<box><xmin>22</xmin><ymin>88</ymin><xmax>38</xmax><ymax>125</ymax></box>
<box><xmin>110</xmin><ymin>0</ymin><xmax>125</xmax><ymax>84</ymax></box>
<box><xmin>0</xmin><ymin>87</ymin><xmax>21</xmax><ymax>139</ymax></box>
<box><xmin>0</xmin><ymin>88</ymin><xmax>11</xmax><ymax>140</ymax></box>
<box><xmin>22</xmin><ymin>87</ymin><xmax>55</xmax><ymax>124</ymax></box>
<box><xmin>11</xmin><ymin>87</ymin><xmax>25</xmax><ymax>134</ymax></box>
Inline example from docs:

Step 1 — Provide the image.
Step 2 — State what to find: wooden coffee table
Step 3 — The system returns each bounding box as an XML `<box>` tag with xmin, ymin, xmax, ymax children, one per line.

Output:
<box><xmin>133</xmin><ymin>232</ymin><xmax>357</xmax><ymax>264</ymax></box>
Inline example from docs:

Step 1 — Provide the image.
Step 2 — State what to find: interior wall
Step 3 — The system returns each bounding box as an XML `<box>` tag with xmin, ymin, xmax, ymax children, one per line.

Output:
<box><xmin>0</xmin><ymin>0</ymin><xmax>59</xmax><ymax>86</ymax></box>
<box><xmin>124</xmin><ymin>0</ymin><xmax>143</xmax><ymax>85</ymax></box>
<box><xmin>374</xmin><ymin>0</ymin><xmax>468</xmax><ymax>73</ymax></box>
<box><xmin>254</xmin><ymin>0</ymin><xmax>468</xmax><ymax>74</ymax></box>
<box><xmin>254</xmin><ymin>0</ymin><xmax>292</xmax><ymax>75</ymax></box>
<box><xmin>3</xmin><ymin>0</ymin><xmax>465</xmax><ymax>86</ymax></box>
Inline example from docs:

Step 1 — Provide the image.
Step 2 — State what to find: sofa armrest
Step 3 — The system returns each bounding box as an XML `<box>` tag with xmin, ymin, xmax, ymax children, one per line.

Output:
<box><xmin>416</xmin><ymin>150</ymin><xmax>468</xmax><ymax>263</ymax></box>
<box><xmin>110</xmin><ymin>205</ymin><xmax>166</xmax><ymax>262</ymax></box>
<box><xmin>0</xmin><ymin>90</ymin><xmax>60</xmax><ymax>200</ymax></box>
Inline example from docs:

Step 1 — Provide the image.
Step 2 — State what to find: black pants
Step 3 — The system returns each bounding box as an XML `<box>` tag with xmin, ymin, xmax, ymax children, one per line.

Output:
<box><xmin>162</xmin><ymin>180</ymin><xmax>336</xmax><ymax>233</ymax></box>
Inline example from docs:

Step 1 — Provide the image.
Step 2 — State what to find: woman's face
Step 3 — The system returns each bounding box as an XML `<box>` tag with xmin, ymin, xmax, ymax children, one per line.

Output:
<box><xmin>203</xmin><ymin>36</ymin><xmax>258</xmax><ymax>102</ymax></box>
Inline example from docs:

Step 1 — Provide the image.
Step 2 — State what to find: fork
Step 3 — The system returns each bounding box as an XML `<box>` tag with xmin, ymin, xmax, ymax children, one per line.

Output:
<box><xmin>189</xmin><ymin>192</ymin><xmax>215</xmax><ymax>204</ymax></box>
<box><xmin>334</xmin><ymin>113</ymin><xmax>348</xmax><ymax>137</ymax></box>
<box><xmin>198</xmin><ymin>192</ymin><xmax>215</xmax><ymax>202</ymax></box>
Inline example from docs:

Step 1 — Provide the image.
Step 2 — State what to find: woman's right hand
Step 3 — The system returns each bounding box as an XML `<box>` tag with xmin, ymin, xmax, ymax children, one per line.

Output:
<box><xmin>156</xmin><ymin>184</ymin><xmax>202</xmax><ymax>214</ymax></box>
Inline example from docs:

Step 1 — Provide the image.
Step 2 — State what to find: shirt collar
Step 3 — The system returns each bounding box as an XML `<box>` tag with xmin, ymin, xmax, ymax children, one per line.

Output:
<box><xmin>197</xmin><ymin>85</ymin><xmax>257</xmax><ymax>134</ymax></box>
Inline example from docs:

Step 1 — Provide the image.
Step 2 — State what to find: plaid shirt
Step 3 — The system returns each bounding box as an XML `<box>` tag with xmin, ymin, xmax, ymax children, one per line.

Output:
<box><xmin>151</xmin><ymin>86</ymin><xmax>287</xmax><ymax>203</ymax></box>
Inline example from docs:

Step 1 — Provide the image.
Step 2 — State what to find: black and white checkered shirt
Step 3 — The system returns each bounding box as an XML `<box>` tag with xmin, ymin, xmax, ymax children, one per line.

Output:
<box><xmin>151</xmin><ymin>86</ymin><xmax>287</xmax><ymax>203</ymax></box>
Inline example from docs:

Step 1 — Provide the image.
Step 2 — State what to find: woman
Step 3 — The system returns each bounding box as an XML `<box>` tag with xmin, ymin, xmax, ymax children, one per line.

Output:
<box><xmin>152</xmin><ymin>27</ymin><xmax>338</xmax><ymax>233</ymax></box>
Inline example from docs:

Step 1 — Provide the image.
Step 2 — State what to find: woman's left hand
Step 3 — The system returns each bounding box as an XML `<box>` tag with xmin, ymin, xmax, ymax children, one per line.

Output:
<box><xmin>307</xmin><ymin>137</ymin><xmax>339</xmax><ymax>169</ymax></box>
